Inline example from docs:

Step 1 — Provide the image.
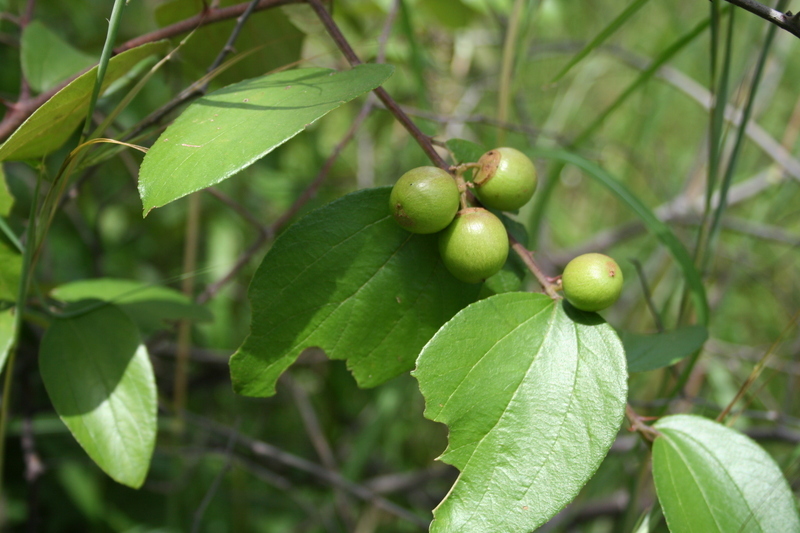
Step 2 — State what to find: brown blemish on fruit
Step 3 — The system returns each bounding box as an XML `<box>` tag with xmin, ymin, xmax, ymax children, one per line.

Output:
<box><xmin>606</xmin><ymin>261</ymin><xmax>617</xmax><ymax>277</ymax></box>
<box><xmin>473</xmin><ymin>150</ymin><xmax>501</xmax><ymax>186</ymax></box>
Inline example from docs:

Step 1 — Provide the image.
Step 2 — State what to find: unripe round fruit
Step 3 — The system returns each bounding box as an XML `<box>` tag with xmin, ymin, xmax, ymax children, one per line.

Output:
<box><xmin>472</xmin><ymin>147</ymin><xmax>537</xmax><ymax>211</ymax></box>
<box><xmin>561</xmin><ymin>253</ymin><xmax>623</xmax><ymax>312</ymax></box>
<box><xmin>438</xmin><ymin>208</ymin><xmax>509</xmax><ymax>284</ymax></box>
<box><xmin>390</xmin><ymin>166</ymin><xmax>460</xmax><ymax>234</ymax></box>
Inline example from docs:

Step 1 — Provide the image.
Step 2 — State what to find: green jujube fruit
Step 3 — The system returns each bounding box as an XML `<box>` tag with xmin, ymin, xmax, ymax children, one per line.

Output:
<box><xmin>561</xmin><ymin>253</ymin><xmax>623</xmax><ymax>312</ymax></box>
<box><xmin>472</xmin><ymin>147</ymin><xmax>537</xmax><ymax>211</ymax></box>
<box><xmin>438</xmin><ymin>208</ymin><xmax>509</xmax><ymax>283</ymax></box>
<box><xmin>390</xmin><ymin>166</ymin><xmax>460</xmax><ymax>234</ymax></box>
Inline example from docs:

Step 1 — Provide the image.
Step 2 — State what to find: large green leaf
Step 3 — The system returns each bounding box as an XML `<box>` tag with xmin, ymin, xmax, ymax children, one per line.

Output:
<box><xmin>51</xmin><ymin>278</ymin><xmax>212</xmax><ymax>332</ymax></box>
<box><xmin>0</xmin><ymin>41</ymin><xmax>169</xmax><ymax>162</ymax></box>
<box><xmin>622</xmin><ymin>325</ymin><xmax>708</xmax><ymax>373</ymax></box>
<box><xmin>21</xmin><ymin>21</ymin><xmax>96</xmax><ymax>94</ymax></box>
<box><xmin>230</xmin><ymin>187</ymin><xmax>480</xmax><ymax>397</ymax></box>
<box><xmin>0</xmin><ymin>242</ymin><xmax>21</xmax><ymax>302</ymax></box>
<box><xmin>138</xmin><ymin>64</ymin><xmax>394</xmax><ymax>214</ymax></box>
<box><xmin>653</xmin><ymin>414</ymin><xmax>800</xmax><ymax>532</ymax></box>
<box><xmin>414</xmin><ymin>293</ymin><xmax>628</xmax><ymax>532</ymax></box>
<box><xmin>39</xmin><ymin>304</ymin><xmax>157</xmax><ymax>488</ymax></box>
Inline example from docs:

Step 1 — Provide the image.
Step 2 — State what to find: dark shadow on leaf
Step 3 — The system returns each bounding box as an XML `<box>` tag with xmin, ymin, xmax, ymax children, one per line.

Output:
<box><xmin>561</xmin><ymin>299</ymin><xmax>605</xmax><ymax>326</ymax></box>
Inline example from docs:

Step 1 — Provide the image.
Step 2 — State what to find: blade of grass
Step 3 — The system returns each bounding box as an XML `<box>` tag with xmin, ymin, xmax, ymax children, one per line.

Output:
<box><xmin>497</xmin><ymin>0</ymin><xmax>526</xmax><ymax>146</ymax></box>
<box><xmin>549</xmin><ymin>0</ymin><xmax>652</xmax><ymax>84</ymax></box>
<box><xmin>529</xmin><ymin>10</ymin><xmax>723</xmax><ymax>245</ymax></box>
<box><xmin>79</xmin><ymin>0</ymin><xmax>127</xmax><ymax>144</ymax></box>
<box><xmin>706</xmin><ymin>0</ymin><xmax>787</xmax><ymax>261</ymax></box>
<box><xmin>529</xmin><ymin>146</ymin><xmax>710</xmax><ymax>326</ymax></box>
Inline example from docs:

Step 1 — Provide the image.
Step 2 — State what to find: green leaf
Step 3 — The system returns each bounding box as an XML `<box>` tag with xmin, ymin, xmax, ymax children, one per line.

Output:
<box><xmin>21</xmin><ymin>21</ymin><xmax>96</xmax><ymax>93</ymax></box>
<box><xmin>230</xmin><ymin>187</ymin><xmax>480</xmax><ymax>397</ymax></box>
<box><xmin>39</xmin><ymin>304</ymin><xmax>157</xmax><ymax>488</ymax></box>
<box><xmin>653</xmin><ymin>414</ymin><xmax>800</xmax><ymax>533</ymax></box>
<box><xmin>0</xmin><ymin>41</ymin><xmax>169</xmax><ymax>162</ymax></box>
<box><xmin>0</xmin><ymin>242</ymin><xmax>21</xmax><ymax>302</ymax></box>
<box><xmin>51</xmin><ymin>278</ymin><xmax>212</xmax><ymax>332</ymax></box>
<box><xmin>414</xmin><ymin>292</ymin><xmax>628</xmax><ymax>532</ymax></box>
<box><xmin>445</xmin><ymin>138</ymin><xmax>485</xmax><ymax>166</ymax></box>
<box><xmin>138</xmin><ymin>64</ymin><xmax>394</xmax><ymax>215</ymax></box>
<box><xmin>622</xmin><ymin>325</ymin><xmax>708</xmax><ymax>373</ymax></box>
<box><xmin>530</xmin><ymin>147</ymin><xmax>709</xmax><ymax>326</ymax></box>
<box><xmin>0</xmin><ymin>308</ymin><xmax>13</xmax><ymax>374</ymax></box>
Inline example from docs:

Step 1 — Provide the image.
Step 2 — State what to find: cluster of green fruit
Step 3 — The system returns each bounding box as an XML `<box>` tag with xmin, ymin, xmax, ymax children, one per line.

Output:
<box><xmin>389</xmin><ymin>147</ymin><xmax>535</xmax><ymax>284</ymax></box>
<box><xmin>389</xmin><ymin>146</ymin><xmax>623</xmax><ymax>311</ymax></box>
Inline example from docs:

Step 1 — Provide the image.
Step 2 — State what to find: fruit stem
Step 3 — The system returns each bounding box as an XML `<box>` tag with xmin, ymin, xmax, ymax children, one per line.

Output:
<box><xmin>508</xmin><ymin>235</ymin><xmax>561</xmax><ymax>300</ymax></box>
<box><xmin>452</xmin><ymin>169</ymin><xmax>470</xmax><ymax>210</ymax></box>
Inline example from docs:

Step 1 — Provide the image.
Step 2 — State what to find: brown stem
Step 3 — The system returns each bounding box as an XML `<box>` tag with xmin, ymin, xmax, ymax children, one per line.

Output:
<box><xmin>509</xmin><ymin>234</ymin><xmax>561</xmax><ymax>300</ymax></box>
<box><xmin>625</xmin><ymin>404</ymin><xmax>660</xmax><ymax>442</ymax></box>
<box><xmin>305</xmin><ymin>0</ymin><xmax>448</xmax><ymax>169</ymax></box>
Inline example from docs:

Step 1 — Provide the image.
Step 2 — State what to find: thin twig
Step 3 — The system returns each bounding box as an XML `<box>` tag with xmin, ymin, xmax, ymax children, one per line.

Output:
<box><xmin>625</xmin><ymin>404</ymin><xmax>660</xmax><ymax>442</ymax></box>
<box><xmin>286</xmin><ymin>375</ymin><xmax>356</xmax><ymax>530</ymax></box>
<box><xmin>509</xmin><ymin>234</ymin><xmax>561</xmax><ymax>300</ymax></box>
<box><xmin>629</xmin><ymin>258</ymin><xmax>665</xmax><ymax>332</ymax></box>
<box><xmin>719</xmin><ymin>0</ymin><xmax>800</xmax><ymax>39</ymax></box>
<box><xmin>191</xmin><ymin>420</ymin><xmax>240</xmax><ymax>533</ymax></box>
<box><xmin>183</xmin><ymin>411</ymin><xmax>429</xmax><ymax>529</ymax></box>
<box><xmin>305</xmin><ymin>0</ymin><xmax>448</xmax><ymax>169</ymax></box>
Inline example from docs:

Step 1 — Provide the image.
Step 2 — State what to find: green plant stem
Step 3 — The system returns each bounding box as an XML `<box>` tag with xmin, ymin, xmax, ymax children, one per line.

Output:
<box><xmin>80</xmin><ymin>0</ymin><xmax>127</xmax><ymax>143</ymax></box>
<box><xmin>0</xmin><ymin>173</ymin><xmax>41</xmax><ymax>501</ymax></box>
<box><xmin>172</xmin><ymin>193</ymin><xmax>201</xmax><ymax>435</ymax></box>
<box><xmin>496</xmin><ymin>0</ymin><xmax>525</xmax><ymax>146</ymax></box>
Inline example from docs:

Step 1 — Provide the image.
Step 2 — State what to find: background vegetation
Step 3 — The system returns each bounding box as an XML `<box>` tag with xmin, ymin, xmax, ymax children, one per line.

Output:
<box><xmin>0</xmin><ymin>0</ymin><xmax>798</xmax><ymax>531</ymax></box>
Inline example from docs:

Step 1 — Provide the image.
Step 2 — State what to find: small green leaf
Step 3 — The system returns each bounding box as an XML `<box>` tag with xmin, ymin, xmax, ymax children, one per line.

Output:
<box><xmin>0</xmin><ymin>308</ymin><xmax>13</xmax><ymax>374</ymax></box>
<box><xmin>414</xmin><ymin>292</ymin><xmax>628</xmax><ymax>532</ymax></box>
<box><xmin>653</xmin><ymin>414</ymin><xmax>800</xmax><ymax>533</ymax></box>
<box><xmin>51</xmin><ymin>278</ymin><xmax>212</xmax><ymax>332</ymax></box>
<box><xmin>446</xmin><ymin>138</ymin><xmax>485</xmax><ymax>165</ymax></box>
<box><xmin>21</xmin><ymin>21</ymin><xmax>96</xmax><ymax>93</ymax></box>
<box><xmin>40</xmin><ymin>304</ymin><xmax>157</xmax><ymax>488</ymax></box>
<box><xmin>138</xmin><ymin>64</ymin><xmax>394</xmax><ymax>214</ymax></box>
<box><xmin>0</xmin><ymin>41</ymin><xmax>169</xmax><ymax>162</ymax></box>
<box><xmin>622</xmin><ymin>325</ymin><xmax>708</xmax><ymax>373</ymax></box>
<box><xmin>0</xmin><ymin>242</ymin><xmax>21</xmax><ymax>302</ymax></box>
<box><xmin>230</xmin><ymin>187</ymin><xmax>480</xmax><ymax>397</ymax></box>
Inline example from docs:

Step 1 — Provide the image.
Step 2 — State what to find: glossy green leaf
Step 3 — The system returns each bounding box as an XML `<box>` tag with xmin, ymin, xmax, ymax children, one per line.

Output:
<box><xmin>0</xmin><ymin>308</ymin><xmax>13</xmax><ymax>374</ymax></box>
<box><xmin>0</xmin><ymin>242</ymin><xmax>21</xmax><ymax>302</ymax></box>
<box><xmin>0</xmin><ymin>41</ymin><xmax>169</xmax><ymax>162</ymax></box>
<box><xmin>530</xmin><ymin>147</ymin><xmax>709</xmax><ymax>326</ymax></box>
<box><xmin>622</xmin><ymin>325</ymin><xmax>708</xmax><ymax>373</ymax></box>
<box><xmin>51</xmin><ymin>278</ymin><xmax>212</xmax><ymax>332</ymax></box>
<box><xmin>653</xmin><ymin>414</ymin><xmax>800</xmax><ymax>532</ymax></box>
<box><xmin>138</xmin><ymin>64</ymin><xmax>394</xmax><ymax>215</ymax></box>
<box><xmin>230</xmin><ymin>187</ymin><xmax>480</xmax><ymax>397</ymax></box>
<box><xmin>40</xmin><ymin>304</ymin><xmax>156</xmax><ymax>488</ymax></box>
<box><xmin>414</xmin><ymin>292</ymin><xmax>628</xmax><ymax>532</ymax></box>
<box><xmin>21</xmin><ymin>21</ymin><xmax>96</xmax><ymax>93</ymax></box>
